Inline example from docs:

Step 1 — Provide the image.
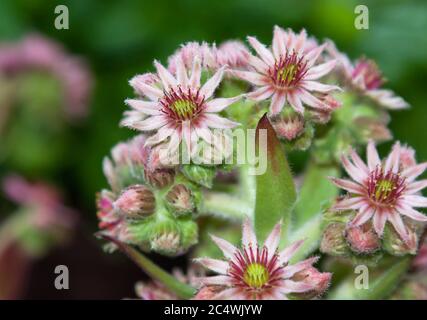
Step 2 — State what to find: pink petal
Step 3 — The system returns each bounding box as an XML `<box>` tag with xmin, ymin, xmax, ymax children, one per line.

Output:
<box><xmin>182</xmin><ymin>121</ymin><xmax>192</xmax><ymax>155</ymax></box>
<box><xmin>333</xmin><ymin>196</ymin><xmax>365</xmax><ymax>211</ymax></box>
<box><xmin>341</xmin><ymin>155</ymin><xmax>367</xmax><ymax>184</ymax></box>
<box><xmin>122</xmin><ymin>115</ymin><xmax>168</xmax><ymax>131</ymax></box>
<box><xmin>298</xmin><ymin>89</ymin><xmax>325</xmax><ymax>109</ymax></box>
<box><xmin>194</xmin><ymin>126</ymin><xmax>213</xmax><ymax>144</ymax></box>
<box><xmin>205</xmin><ymin>96</ymin><xmax>242</xmax><ymax>113</ymax></box>
<box><xmin>367</xmin><ymin>141</ymin><xmax>381</xmax><ymax>171</ymax></box>
<box><xmin>145</xmin><ymin>127</ymin><xmax>175</xmax><ymax>146</ymax></box>
<box><xmin>247</xmin><ymin>86</ymin><xmax>274</xmax><ymax>101</ymax></box>
<box><xmin>195</xmin><ymin>258</ymin><xmax>229</xmax><ymax>274</ymax></box>
<box><xmin>349</xmin><ymin>148</ymin><xmax>369</xmax><ymax>174</ymax></box>
<box><xmin>199</xmin><ymin>275</ymin><xmax>231</xmax><ymax>286</ymax></box>
<box><xmin>210</xmin><ymin>235</ymin><xmax>238</xmax><ymax>260</ymax></box>
<box><xmin>189</xmin><ymin>56</ymin><xmax>202</xmax><ymax>87</ymax></box>
<box><xmin>203</xmin><ymin>113</ymin><xmax>240</xmax><ymax>129</ymax></box>
<box><xmin>247</xmin><ymin>36</ymin><xmax>274</xmax><ymax>65</ymax></box>
<box><xmin>269</xmin><ymin>92</ymin><xmax>286</xmax><ymax>115</ymax></box>
<box><xmin>287</xmin><ymin>92</ymin><xmax>304</xmax><ymax>114</ymax></box>
<box><xmin>242</xmin><ymin>217</ymin><xmax>257</xmax><ymax>248</ymax></box>
<box><xmin>248</xmin><ymin>54</ymin><xmax>269</xmax><ymax>73</ymax></box>
<box><xmin>175</xmin><ymin>56</ymin><xmax>188</xmax><ymax>87</ymax></box>
<box><xmin>401</xmin><ymin>162</ymin><xmax>427</xmax><ymax>182</ymax></box>
<box><xmin>282</xmin><ymin>256</ymin><xmax>318</xmax><ymax>278</ymax></box>
<box><xmin>154</xmin><ymin>60</ymin><xmax>177</xmax><ymax>89</ymax></box>
<box><xmin>293</xmin><ymin>29</ymin><xmax>307</xmax><ymax>55</ymax></box>
<box><xmin>264</xmin><ymin>221</ymin><xmax>282</xmax><ymax>258</ymax></box>
<box><xmin>272</xmin><ymin>25</ymin><xmax>286</xmax><ymax>60</ymax></box>
<box><xmin>349</xmin><ymin>205</ymin><xmax>375</xmax><ymax>227</ymax></box>
<box><xmin>397</xmin><ymin>204</ymin><xmax>427</xmax><ymax>222</ymax></box>
<box><xmin>129</xmin><ymin>77</ymin><xmax>163</xmax><ymax>101</ymax></box>
<box><xmin>402</xmin><ymin>195</ymin><xmax>427</xmax><ymax>208</ymax></box>
<box><xmin>387</xmin><ymin>212</ymin><xmax>409</xmax><ymax>242</ymax></box>
<box><xmin>373</xmin><ymin>211</ymin><xmax>387</xmax><ymax>237</ymax></box>
<box><xmin>232</xmin><ymin>70</ymin><xmax>269</xmax><ymax>86</ymax></box>
<box><xmin>305</xmin><ymin>60</ymin><xmax>337</xmax><ymax>80</ymax></box>
<box><xmin>384</xmin><ymin>142</ymin><xmax>400</xmax><ymax>174</ymax></box>
<box><xmin>200</xmin><ymin>67</ymin><xmax>225</xmax><ymax>99</ymax></box>
<box><xmin>124</xmin><ymin>99</ymin><xmax>161</xmax><ymax>115</ymax></box>
<box><xmin>278</xmin><ymin>239</ymin><xmax>304</xmax><ymax>265</ymax></box>
<box><xmin>213</xmin><ymin>288</ymin><xmax>245</xmax><ymax>300</ymax></box>
<box><xmin>301</xmin><ymin>81</ymin><xmax>341</xmax><ymax>93</ymax></box>
<box><xmin>281</xmin><ymin>280</ymin><xmax>313</xmax><ymax>294</ymax></box>
<box><xmin>406</xmin><ymin>180</ymin><xmax>427</xmax><ymax>195</ymax></box>
<box><xmin>304</xmin><ymin>44</ymin><xmax>326</xmax><ymax>68</ymax></box>
<box><xmin>329</xmin><ymin>177</ymin><xmax>364</xmax><ymax>194</ymax></box>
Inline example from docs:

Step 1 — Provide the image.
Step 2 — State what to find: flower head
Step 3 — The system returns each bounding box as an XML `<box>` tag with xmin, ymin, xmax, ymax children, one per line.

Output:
<box><xmin>196</xmin><ymin>218</ymin><xmax>330</xmax><ymax>299</ymax></box>
<box><xmin>331</xmin><ymin>141</ymin><xmax>427</xmax><ymax>242</ymax></box>
<box><xmin>233</xmin><ymin>26</ymin><xmax>340</xmax><ymax>115</ymax></box>
<box><xmin>122</xmin><ymin>57</ymin><xmax>241</xmax><ymax>158</ymax></box>
<box><xmin>327</xmin><ymin>42</ymin><xmax>408</xmax><ymax>110</ymax></box>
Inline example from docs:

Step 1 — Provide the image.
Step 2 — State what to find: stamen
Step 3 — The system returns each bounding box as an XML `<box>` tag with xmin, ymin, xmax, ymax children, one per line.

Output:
<box><xmin>160</xmin><ymin>86</ymin><xmax>204</xmax><ymax>121</ymax></box>
<box><xmin>269</xmin><ymin>51</ymin><xmax>308</xmax><ymax>88</ymax></box>
<box><xmin>367</xmin><ymin>166</ymin><xmax>406</xmax><ymax>206</ymax></box>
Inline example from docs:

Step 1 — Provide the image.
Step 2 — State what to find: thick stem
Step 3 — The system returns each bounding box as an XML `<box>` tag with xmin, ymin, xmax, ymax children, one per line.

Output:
<box><xmin>99</xmin><ymin>235</ymin><xmax>196</xmax><ymax>299</ymax></box>
<box><xmin>202</xmin><ymin>192</ymin><xmax>250</xmax><ymax>221</ymax></box>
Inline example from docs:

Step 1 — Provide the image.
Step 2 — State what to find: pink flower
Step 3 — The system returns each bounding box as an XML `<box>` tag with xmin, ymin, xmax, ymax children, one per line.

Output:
<box><xmin>214</xmin><ymin>41</ymin><xmax>251</xmax><ymax>69</ymax></box>
<box><xmin>233</xmin><ymin>26</ymin><xmax>340</xmax><ymax>115</ymax></box>
<box><xmin>327</xmin><ymin>42</ymin><xmax>408</xmax><ymax>110</ymax></box>
<box><xmin>122</xmin><ymin>58</ymin><xmax>241</xmax><ymax>155</ymax></box>
<box><xmin>2</xmin><ymin>175</ymin><xmax>76</xmax><ymax>230</ymax></box>
<box><xmin>196</xmin><ymin>218</ymin><xmax>330</xmax><ymax>300</ymax></box>
<box><xmin>0</xmin><ymin>34</ymin><xmax>92</xmax><ymax>119</ymax></box>
<box><xmin>331</xmin><ymin>141</ymin><xmax>427</xmax><ymax>242</ymax></box>
<box><xmin>168</xmin><ymin>42</ymin><xmax>216</xmax><ymax>73</ymax></box>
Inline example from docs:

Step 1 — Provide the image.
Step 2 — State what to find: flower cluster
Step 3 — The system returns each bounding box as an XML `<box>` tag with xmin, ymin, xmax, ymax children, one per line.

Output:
<box><xmin>95</xmin><ymin>25</ymin><xmax>426</xmax><ymax>300</ymax></box>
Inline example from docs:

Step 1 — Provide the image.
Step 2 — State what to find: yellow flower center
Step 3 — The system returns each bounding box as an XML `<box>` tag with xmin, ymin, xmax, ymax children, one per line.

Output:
<box><xmin>243</xmin><ymin>263</ymin><xmax>269</xmax><ymax>289</ymax></box>
<box><xmin>374</xmin><ymin>179</ymin><xmax>395</xmax><ymax>201</ymax></box>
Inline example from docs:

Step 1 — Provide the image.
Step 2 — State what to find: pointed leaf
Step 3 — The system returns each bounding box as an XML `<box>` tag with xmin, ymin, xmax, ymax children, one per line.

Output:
<box><xmin>254</xmin><ymin>114</ymin><xmax>297</xmax><ymax>241</ymax></box>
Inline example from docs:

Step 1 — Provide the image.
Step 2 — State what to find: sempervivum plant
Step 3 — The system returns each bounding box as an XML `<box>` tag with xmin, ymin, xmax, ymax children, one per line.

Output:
<box><xmin>95</xmin><ymin>25</ymin><xmax>426</xmax><ymax>300</ymax></box>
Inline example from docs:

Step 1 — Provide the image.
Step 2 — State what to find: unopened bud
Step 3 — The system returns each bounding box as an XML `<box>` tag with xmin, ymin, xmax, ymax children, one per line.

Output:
<box><xmin>345</xmin><ymin>223</ymin><xmax>380</xmax><ymax>254</ymax></box>
<box><xmin>270</xmin><ymin>111</ymin><xmax>304</xmax><ymax>141</ymax></box>
<box><xmin>144</xmin><ymin>168</ymin><xmax>175</xmax><ymax>189</ymax></box>
<box><xmin>320</xmin><ymin>223</ymin><xmax>348</xmax><ymax>256</ymax></box>
<box><xmin>166</xmin><ymin>184</ymin><xmax>195</xmax><ymax>216</ymax></box>
<box><xmin>291</xmin><ymin>266</ymin><xmax>332</xmax><ymax>299</ymax></box>
<box><xmin>383</xmin><ymin>223</ymin><xmax>418</xmax><ymax>256</ymax></box>
<box><xmin>114</xmin><ymin>185</ymin><xmax>155</xmax><ymax>219</ymax></box>
<box><xmin>181</xmin><ymin>164</ymin><xmax>215</xmax><ymax>188</ymax></box>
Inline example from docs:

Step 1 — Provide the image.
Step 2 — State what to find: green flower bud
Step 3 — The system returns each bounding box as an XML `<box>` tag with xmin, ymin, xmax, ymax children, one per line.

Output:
<box><xmin>320</xmin><ymin>223</ymin><xmax>349</xmax><ymax>256</ymax></box>
<box><xmin>383</xmin><ymin>223</ymin><xmax>419</xmax><ymax>256</ymax></box>
<box><xmin>181</xmin><ymin>164</ymin><xmax>216</xmax><ymax>188</ymax></box>
<box><xmin>165</xmin><ymin>184</ymin><xmax>195</xmax><ymax>216</ymax></box>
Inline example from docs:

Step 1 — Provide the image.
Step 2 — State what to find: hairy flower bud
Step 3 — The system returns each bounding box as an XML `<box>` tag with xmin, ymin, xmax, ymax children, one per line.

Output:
<box><xmin>181</xmin><ymin>164</ymin><xmax>216</xmax><ymax>188</ymax></box>
<box><xmin>291</xmin><ymin>266</ymin><xmax>332</xmax><ymax>299</ymax></box>
<box><xmin>320</xmin><ymin>223</ymin><xmax>348</xmax><ymax>256</ymax></box>
<box><xmin>144</xmin><ymin>168</ymin><xmax>175</xmax><ymax>189</ymax></box>
<box><xmin>270</xmin><ymin>110</ymin><xmax>304</xmax><ymax>141</ymax></box>
<box><xmin>345</xmin><ymin>223</ymin><xmax>380</xmax><ymax>254</ymax></box>
<box><xmin>114</xmin><ymin>185</ymin><xmax>155</xmax><ymax>219</ymax></box>
<box><xmin>166</xmin><ymin>184</ymin><xmax>195</xmax><ymax>216</ymax></box>
<box><xmin>383</xmin><ymin>223</ymin><xmax>419</xmax><ymax>256</ymax></box>
<box><xmin>146</xmin><ymin>219</ymin><xmax>198</xmax><ymax>256</ymax></box>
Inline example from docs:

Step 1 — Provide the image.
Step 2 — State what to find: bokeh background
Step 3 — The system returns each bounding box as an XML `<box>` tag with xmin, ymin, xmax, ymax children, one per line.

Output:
<box><xmin>0</xmin><ymin>0</ymin><xmax>426</xmax><ymax>299</ymax></box>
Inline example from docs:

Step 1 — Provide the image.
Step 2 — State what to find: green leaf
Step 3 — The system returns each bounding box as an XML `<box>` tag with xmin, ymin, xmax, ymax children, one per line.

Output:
<box><xmin>99</xmin><ymin>234</ymin><xmax>196</xmax><ymax>299</ymax></box>
<box><xmin>328</xmin><ymin>257</ymin><xmax>411</xmax><ymax>300</ymax></box>
<box><xmin>287</xmin><ymin>213</ymin><xmax>323</xmax><ymax>263</ymax></box>
<box><xmin>294</xmin><ymin>162</ymin><xmax>339</xmax><ymax>227</ymax></box>
<box><xmin>254</xmin><ymin>114</ymin><xmax>296</xmax><ymax>241</ymax></box>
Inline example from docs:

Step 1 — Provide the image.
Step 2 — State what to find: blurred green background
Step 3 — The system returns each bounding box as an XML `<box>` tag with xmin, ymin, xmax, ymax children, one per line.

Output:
<box><xmin>1</xmin><ymin>0</ymin><xmax>427</xmax><ymax>298</ymax></box>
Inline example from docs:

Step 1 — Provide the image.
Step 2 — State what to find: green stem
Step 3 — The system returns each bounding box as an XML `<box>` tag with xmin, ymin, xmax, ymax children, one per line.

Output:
<box><xmin>100</xmin><ymin>235</ymin><xmax>196</xmax><ymax>299</ymax></box>
<box><xmin>202</xmin><ymin>192</ymin><xmax>250</xmax><ymax>221</ymax></box>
